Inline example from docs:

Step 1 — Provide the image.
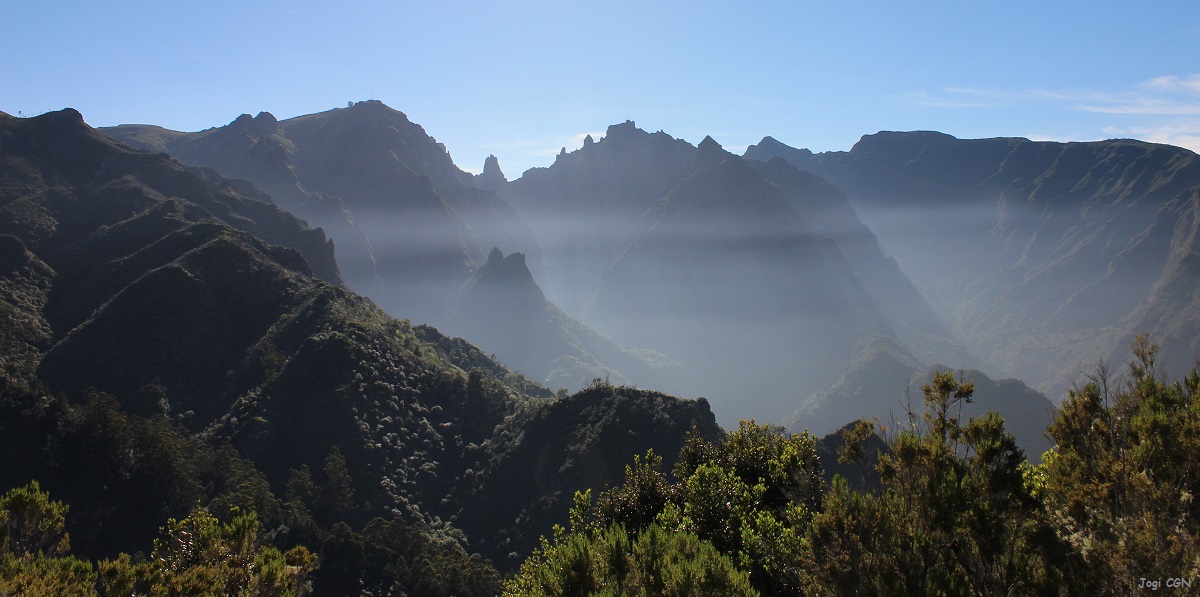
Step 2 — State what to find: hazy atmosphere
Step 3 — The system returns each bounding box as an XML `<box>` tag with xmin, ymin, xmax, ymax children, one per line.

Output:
<box><xmin>4</xmin><ymin>3</ymin><xmax>1200</xmax><ymax>595</ymax></box>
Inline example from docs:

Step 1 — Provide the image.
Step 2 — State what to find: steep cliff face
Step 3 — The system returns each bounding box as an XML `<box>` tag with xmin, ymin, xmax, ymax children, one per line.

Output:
<box><xmin>747</xmin><ymin>132</ymin><xmax>1200</xmax><ymax>397</ymax></box>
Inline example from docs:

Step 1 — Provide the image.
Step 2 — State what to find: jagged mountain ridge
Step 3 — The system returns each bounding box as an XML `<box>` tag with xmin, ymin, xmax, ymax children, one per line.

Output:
<box><xmin>745</xmin><ymin>132</ymin><xmax>1200</xmax><ymax>396</ymax></box>
<box><xmin>105</xmin><ymin>105</ymin><xmax>673</xmax><ymax>390</ymax></box>
<box><xmin>500</xmin><ymin>123</ymin><xmax>967</xmax><ymax>364</ymax></box>
<box><xmin>104</xmin><ymin>101</ymin><xmax>544</xmax><ymax>327</ymax></box>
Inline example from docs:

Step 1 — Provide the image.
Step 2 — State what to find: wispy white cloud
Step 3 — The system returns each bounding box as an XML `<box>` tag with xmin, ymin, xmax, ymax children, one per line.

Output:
<box><xmin>903</xmin><ymin>75</ymin><xmax>1200</xmax><ymax>116</ymax></box>
<box><xmin>1075</xmin><ymin>101</ymin><xmax>1200</xmax><ymax>116</ymax></box>
<box><xmin>898</xmin><ymin>74</ymin><xmax>1200</xmax><ymax>152</ymax></box>
<box><xmin>1101</xmin><ymin>122</ymin><xmax>1200</xmax><ymax>154</ymax></box>
<box><xmin>1142</xmin><ymin>74</ymin><xmax>1200</xmax><ymax>93</ymax></box>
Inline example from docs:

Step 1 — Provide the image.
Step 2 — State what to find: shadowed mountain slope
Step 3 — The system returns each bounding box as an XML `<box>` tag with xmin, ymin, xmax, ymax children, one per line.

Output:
<box><xmin>0</xmin><ymin>109</ymin><xmax>723</xmax><ymax>568</ymax></box>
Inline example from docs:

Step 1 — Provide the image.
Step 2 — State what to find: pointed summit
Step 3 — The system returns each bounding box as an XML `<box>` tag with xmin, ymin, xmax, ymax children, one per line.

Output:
<box><xmin>742</xmin><ymin>136</ymin><xmax>815</xmax><ymax>168</ymax></box>
<box><xmin>476</xmin><ymin>155</ymin><xmax>507</xmax><ymax>191</ymax></box>
<box><xmin>695</xmin><ymin>135</ymin><xmax>732</xmax><ymax>169</ymax></box>
<box><xmin>250</xmin><ymin>111</ymin><xmax>279</xmax><ymax>135</ymax></box>
<box><xmin>746</xmin><ymin>136</ymin><xmax>809</xmax><ymax>157</ymax></box>
<box><xmin>453</xmin><ymin>248</ymin><xmax>668</xmax><ymax>390</ymax></box>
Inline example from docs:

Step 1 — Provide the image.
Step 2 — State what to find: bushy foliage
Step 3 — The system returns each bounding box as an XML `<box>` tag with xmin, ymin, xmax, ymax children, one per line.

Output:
<box><xmin>0</xmin><ymin>480</ymin><xmax>97</xmax><ymax>596</ymax></box>
<box><xmin>504</xmin><ymin>521</ymin><xmax>757</xmax><ymax>596</ymax></box>
<box><xmin>0</xmin><ymin>481</ymin><xmax>316</xmax><ymax>597</ymax></box>
<box><xmin>563</xmin><ymin>421</ymin><xmax>822</xmax><ymax>595</ymax></box>
<box><xmin>98</xmin><ymin>508</ymin><xmax>316</xmax><ymax>597</ymax></box>
<box><xmin>801</xmin><ymin>371</ymin><xmax>1068</xmax><ymax>595</ymax></box>
<box><xmin>514</xmin><ymin>342</ymin><xmax>1200</xmax><ymax>595</ymax></box>
<box><xmin>1037</xmin><ymin>334</ymin><xmax>1200</xmax><ymax>593</ymax></box>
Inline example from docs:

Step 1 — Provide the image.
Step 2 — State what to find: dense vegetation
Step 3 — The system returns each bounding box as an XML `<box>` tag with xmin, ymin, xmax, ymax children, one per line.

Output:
<box><xmin>506</xmin><ymin>337</ymin><xmax>1200</xmax><ymax>596</ymax></box>
<box><xmin>0</xmin><ymin>377</ymin><xmax>504</xmax><ymax>596</ymax></box>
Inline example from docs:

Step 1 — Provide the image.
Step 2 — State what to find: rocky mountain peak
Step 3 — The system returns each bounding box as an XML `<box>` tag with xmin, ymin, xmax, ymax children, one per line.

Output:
<box><xmin>487</xmin><ymin>246</ymin><xmax>504</xmax><ymax>263</ymax></box>
<box><xmin>229</xmin><ymin>111</ymin><xmax>279</xmax><ymax>137</ymax></box>
<box><xmin>343</xmin><ymin>99</ymin><xmax>410</xmax><ymax>124</ymax></box>
<box><xmin>41</xmin><ymin>107</ymin><xmax>85</xmax><ymax>125</ymax></box>
<box><xmin>604</xmin><ymin>120</ymin><xmax>643</xmax><ymax>143</ymax></box>
<box><xmin>695</xmin><ymin>135</ymin><xmax>732</xmax><ymax>169</ymax></box>
<box><xmin>748</xmin><ymin>136</ymin><xmax>812</xmax><ymax>158</ymax></box>
<box><xmin>475</xmin><ymin>154</ymin><xmax>507</xmax><ymax>191</ymax></box>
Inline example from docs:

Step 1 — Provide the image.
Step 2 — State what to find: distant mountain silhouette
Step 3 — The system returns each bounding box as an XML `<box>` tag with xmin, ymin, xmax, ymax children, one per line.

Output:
<box><xmin>105</xmin><ymin>103</ymin><xmax>676</xmax><ymax>390</ymax></box>
<box><xmin>746</xmin><ymin>132</ymin><xmax>1200</xmax><ymax>397</ymax></box>
<box><xmin>786</xmin><ymin>336</ymin><xmax>1054</xmax><ymax>460</ymax></box>
<box><xmin>105</xmin><ymin>100</ymin><xmax>543</xmax><ymax>327</ymax></box>
<box><xmin>105</xmin><ymin>111</ymin><xmax>378</xmax><ymax>286</ymax></box>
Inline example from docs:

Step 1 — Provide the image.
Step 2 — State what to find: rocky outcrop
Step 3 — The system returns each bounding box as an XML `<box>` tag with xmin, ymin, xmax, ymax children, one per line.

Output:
<box><xmin>474</xmin><ymin>154</ymin><xmax>507</xmax><ymax>191</ymax></box>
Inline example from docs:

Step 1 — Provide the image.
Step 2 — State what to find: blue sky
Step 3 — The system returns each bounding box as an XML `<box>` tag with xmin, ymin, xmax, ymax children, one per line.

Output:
<box><xmin>4</xmin><ymin>1</ymin><xmax>1199</xmax><ymax>176</ymax></box>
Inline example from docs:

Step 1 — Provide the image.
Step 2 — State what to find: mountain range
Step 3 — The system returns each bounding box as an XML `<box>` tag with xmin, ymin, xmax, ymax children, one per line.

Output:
<box><xmin>6</xmin><ymin>100</ymin><xmax>1200</xmax><ymax>588</ymax></box>
<box><xmin>105</xmin><ymin>106</ymin><xmax>1130</xmax><ymax>447</ymax></box>
<box><xmin>493</xmin><ymin>123</ymin><xmax>980</xmax><ymax>425</ymax></box>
